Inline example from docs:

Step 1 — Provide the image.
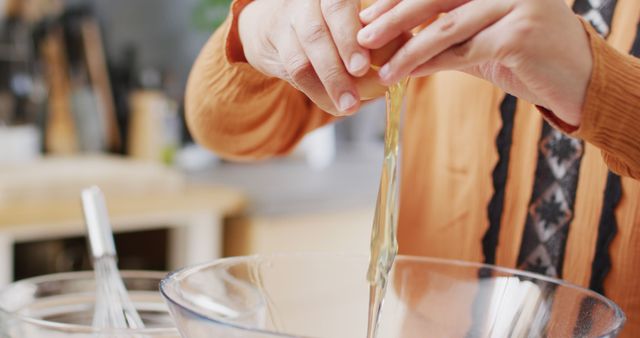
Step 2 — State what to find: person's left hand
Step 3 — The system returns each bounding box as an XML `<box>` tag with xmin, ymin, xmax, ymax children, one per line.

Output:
<box><xmin>357</xmin><ymin>0</ymin><xmax>593</xmax><ymax>127</ymax></box>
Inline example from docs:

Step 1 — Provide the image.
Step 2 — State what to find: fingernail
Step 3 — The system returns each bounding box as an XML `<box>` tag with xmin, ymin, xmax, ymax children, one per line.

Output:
<box><xmin>379</xmin><ymin>64</ymin><xmax>392</xmax><ymax>82</ymax></box>
<box><xmin>339</xmin><ymin>92</ymin><xmax>357</xmax><ymax>112</ymax></box>
<box><xmin>349</xmin><ymin>52</ymin><xmax>368</xmax><ymax>74</ymax></box>
<box><xmin>359</xmin><ymin>7</ymin><xmax>374</xmax><ymax>21</ymax></box>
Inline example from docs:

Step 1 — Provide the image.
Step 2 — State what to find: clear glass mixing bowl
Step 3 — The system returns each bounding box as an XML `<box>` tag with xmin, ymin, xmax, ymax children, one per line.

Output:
<box><xmin>160</xmin><ymin>253</ymin><xmax>625</xmax><ymax>338</ymax></box>
<box><xmin>0</xmin><ymin>270</ymin><xmax>179</xmax><ymax>337</ymax></box>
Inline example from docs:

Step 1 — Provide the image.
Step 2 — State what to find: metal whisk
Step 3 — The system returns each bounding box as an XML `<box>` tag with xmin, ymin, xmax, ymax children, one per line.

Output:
<box><xmin>81</xmin><ymin>186</ymin><xmax>145</xmax><ymax>329</ymax></box>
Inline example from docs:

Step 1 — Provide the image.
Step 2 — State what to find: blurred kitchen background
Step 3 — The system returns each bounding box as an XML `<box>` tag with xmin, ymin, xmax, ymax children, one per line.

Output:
<box><xmin>0</xmin><ymin>0</ymin><xmax>388</xmax><ymax>285</ymax></box>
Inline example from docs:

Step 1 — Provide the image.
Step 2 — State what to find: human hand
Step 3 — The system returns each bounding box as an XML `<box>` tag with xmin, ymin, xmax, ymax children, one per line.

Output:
<box><xmin>238</xmin><ymin>0</ymin><xmax>380</xmax><ymax>115</ymax></box>
<box><xmin>357</xmin><ymin>0</ymin><xmax>593</xmax><ymax>126</ymax></box>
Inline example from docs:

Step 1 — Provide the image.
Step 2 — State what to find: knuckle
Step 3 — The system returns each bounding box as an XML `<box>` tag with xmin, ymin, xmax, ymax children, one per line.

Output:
<box><xmin>321</xmin><ymin>0</ymin><xmax>352</xmax><ymax>16</ymax></box>
<box><xmin>481</xmin><ymin>62</ymin><xmax>509</xmax><ymax>84</ymax></box>
<box><xmin>514</xmin><ymin>19</ymin><xmax>536</xmax><ymax>39</ymax></box>
<box><xmin>500</xmin><ymin>33</ymin><xmax>517</xmax><ymax>51</ymax></box>
<box><xmin>275</xmin><ymin>66</ymin><xmax>292</xmax><ymax>82</ymax></box>
<box><xmin>321</xmin><ymin>65</ymin><xmax>345</xmax><ymax>85</ymax></box>
<box><xmin>286</xmin><ymin>57</ymin><xmax>315</xmax><ymax>83</ymax></box>
<box><xmin>506</xmin><ymin>11</ymin><xmax>537</xmax><ymax>41</ymax></box>
<box><xmin>439</xmin><ymin>10</ymin><xmax>458</xmax><ymax>33</ymax></box>
<box><xmin>302</xmin><ymin>23</ymin><xmax>329</xmax><ymax>44</ymax></box>
<box><xmin>333</xmin><ymin>32</ymin><xmax>356</xmax><ymax>54</ymax></box>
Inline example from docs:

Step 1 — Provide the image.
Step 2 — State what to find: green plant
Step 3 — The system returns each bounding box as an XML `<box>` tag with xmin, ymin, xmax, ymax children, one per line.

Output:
<box><xmin>192</xmin><ymin>0</ymin><xmax>232</xmax><ymax>31</ymax></box>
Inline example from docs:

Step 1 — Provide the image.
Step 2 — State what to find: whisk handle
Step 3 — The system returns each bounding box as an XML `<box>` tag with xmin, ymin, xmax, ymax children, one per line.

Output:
<box><xmin>81</xmin><ymin>186</ymin><xmax>117</xmax><ymax>259</ymax></box>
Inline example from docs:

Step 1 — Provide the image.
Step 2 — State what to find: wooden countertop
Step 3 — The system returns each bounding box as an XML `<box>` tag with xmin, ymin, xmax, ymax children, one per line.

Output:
<box><xmin>0</xmin><ymin>186</ymin><xmax>246</xmax><ymax>229</ymax></box>
<box><xmin>0</xmin><ymin>156</ymin><xmax>247</xmax><ymax>239</ymax></box>
<box><xmin>0</xmin><ymin>185</ymin><xmax>247</xmax><ymax>244</ymax></box>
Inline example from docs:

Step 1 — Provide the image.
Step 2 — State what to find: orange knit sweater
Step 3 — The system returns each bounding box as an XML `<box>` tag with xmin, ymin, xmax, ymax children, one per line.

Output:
<box><xmin>186</xmin><ymin>0</ymin><xmax>640</xmax><ymax>335</ymax></box>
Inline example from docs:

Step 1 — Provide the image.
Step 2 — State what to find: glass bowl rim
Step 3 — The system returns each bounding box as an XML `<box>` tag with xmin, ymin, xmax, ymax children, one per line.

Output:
<box><xmin>159</xmin><ymin>252</ymin><xmax>626</xmax><ymax>337</ymax></box>
<box><xmin>0</xmin><ymin>270</ymin><xmax>179</xmax><ymax>335</ymax></box>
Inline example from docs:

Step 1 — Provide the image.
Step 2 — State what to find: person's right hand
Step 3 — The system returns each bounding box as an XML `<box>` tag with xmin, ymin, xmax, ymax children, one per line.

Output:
<box><xmin>238</xmin><ymin>0</ymin><xmax>378</xmax><ymax>115</ymax></box>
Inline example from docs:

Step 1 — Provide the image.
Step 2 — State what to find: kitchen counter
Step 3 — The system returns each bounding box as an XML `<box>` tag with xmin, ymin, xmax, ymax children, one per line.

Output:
<box><xmin>187</xmin><ymin>143</ymin><xmax>386</xmax><ymax>256</ymax></box>
<box><xmin>187</xmin><ymin>143</ymin><xmax>384</xmax><ymax>217</ymax></box>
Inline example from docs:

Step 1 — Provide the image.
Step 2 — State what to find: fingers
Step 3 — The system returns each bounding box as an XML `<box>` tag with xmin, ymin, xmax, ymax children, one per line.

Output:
<box><xmin>410</xmin><ymin>25</ymin><xmax>498</xmax><ymax>78</ymax></box>
<box><xmin>358</xmin><ymin>0</ymin><xmax>470</xmax><ymax>49</ymax></box>
<box><xmin>359</xmin><ymin>0</ymin><xmax>401</xmax><ymax>24</ymax></box>
<box><xmin>292</xmin><ymin>1</ymin><xmax>360</xmax><ymax>114</ymax></box>
<box><xmin>408</xmin><ymin>15</ymin><xmax>544</xmax><ymax>106</ymax></box>
<box><xmin>278</xmin><ymin>29</ymin><xmax>338</xmax><ymax>113</ymax></box>
<box><xmin>321</xmin><ymin>0</ymin><xmax>371</xmax><ymax>76</ymax></box>
<box><xmin>377</xmin><ymin>0</ymin><xmax>513</xmax><ymax>85</ymax></box>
